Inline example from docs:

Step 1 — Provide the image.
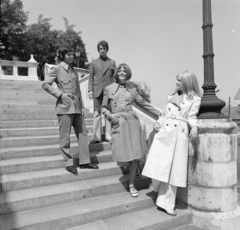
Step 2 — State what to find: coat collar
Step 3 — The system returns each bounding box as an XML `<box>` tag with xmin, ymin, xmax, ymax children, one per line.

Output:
<box><xmin>60</xmin><ymin>62</ymin><xmax>74</xmax><ymax>71</ymax></box>
<box><xmin>168</xmin><ymin>93</ymin><xmax>185</xmax><ymax>109</ymax></box>
<box><xmin>110</xmin><ymin>82</ymin><xmax>134</xmax><ymax>95</ymax></box>
<box><xmin>60</xmin><ymin>62</ymin><xmax>69</xmax><ymax>71</ymax></box>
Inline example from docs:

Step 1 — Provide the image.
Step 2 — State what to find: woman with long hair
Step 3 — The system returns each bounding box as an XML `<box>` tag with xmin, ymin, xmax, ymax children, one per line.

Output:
<box><xmin>142</xmin><ymin>70</ymin><xmax>201</xmax><ymax>216</ymax></box>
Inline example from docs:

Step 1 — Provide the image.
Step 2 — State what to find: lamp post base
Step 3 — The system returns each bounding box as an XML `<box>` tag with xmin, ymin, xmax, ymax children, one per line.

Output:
<box><xmin>198</xmin><ymin>95</ymin><xmax>227</xmax><ymax>119</ymax></box>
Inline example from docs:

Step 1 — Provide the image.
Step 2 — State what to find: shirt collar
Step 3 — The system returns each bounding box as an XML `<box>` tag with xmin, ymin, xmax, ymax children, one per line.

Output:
<box><xmin>100</xmin><ymin>56</ymin><xmax>108</xmax><ymax>61</ymax></box>
<box><xmin>60</xmin><ymin>62</ymin><xmax>70</xmax><ymax>71</ymax></box>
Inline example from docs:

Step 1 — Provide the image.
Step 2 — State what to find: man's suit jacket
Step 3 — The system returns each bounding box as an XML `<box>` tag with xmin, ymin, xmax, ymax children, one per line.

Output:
<box><xmin>42</xmin><ymin>63</ymin><xmax>84</xmax><ymax>114</ymax></box>
<box><xmin>88</xmin><ymin>57</ymin><xmax>116</xmax><ymax>98</ymax></box>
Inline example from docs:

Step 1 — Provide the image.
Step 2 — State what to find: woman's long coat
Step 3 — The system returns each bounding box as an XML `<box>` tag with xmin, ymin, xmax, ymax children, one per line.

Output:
<box><xmin>142</xmin><ymin>93</ymin><xmax>201</xmax><ymax>188</ymax></box>
<box><xmin>101</xmin><ymin>82</ymin><xmax>161</xmax><ymax>164</ymax></box>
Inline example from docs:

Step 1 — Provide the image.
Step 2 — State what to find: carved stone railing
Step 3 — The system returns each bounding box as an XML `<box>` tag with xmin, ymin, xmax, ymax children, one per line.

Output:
<box><xmin>0</xmin><ymin>55</ymin><xmax>39</xmax><ymax>80</ymax></box>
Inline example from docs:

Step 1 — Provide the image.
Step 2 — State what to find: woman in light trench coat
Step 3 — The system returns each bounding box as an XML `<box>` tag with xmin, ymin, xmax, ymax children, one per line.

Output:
<box><xmin>101</xmin><ymin>63</ymin><xmax>161</xmax><ymax>197</ymax></box>
<box><xmin>142</xmin><ymin>70</ymin><xmax>201</xmax><ymax>216</ymax></box>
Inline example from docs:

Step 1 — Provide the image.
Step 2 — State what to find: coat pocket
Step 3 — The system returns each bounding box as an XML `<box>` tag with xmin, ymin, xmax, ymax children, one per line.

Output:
<box><xmin>60</xmin><ymin>78</ymin><xmax>72</xmax><ymax>89</ymax></box>
<box><xmin>61</xmin><ymin>94</ymin><xmax>71</xmax><ymax>107</ymax></box>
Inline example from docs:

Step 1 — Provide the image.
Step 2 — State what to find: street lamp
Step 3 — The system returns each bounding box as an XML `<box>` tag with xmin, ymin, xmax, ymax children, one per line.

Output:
<box><xmin>75</xmin><ymin>49</ymin><xmax>81</xmax><ymax>68</ymax></box>
<box><xmin>198</xmin><ymin>0</ymin><xmax>227</xmax><ymax>119</ymax></box>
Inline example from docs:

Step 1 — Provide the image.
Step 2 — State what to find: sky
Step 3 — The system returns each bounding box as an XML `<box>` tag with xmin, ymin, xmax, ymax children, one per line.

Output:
<box><xmin>21</xmin><ymin>0</ymin><xmax>240</xmax><ymax>109</ymax></box>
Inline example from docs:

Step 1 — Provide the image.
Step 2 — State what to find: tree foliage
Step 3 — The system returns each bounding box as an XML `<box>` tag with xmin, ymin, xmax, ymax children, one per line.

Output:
<box><xmin>25</xmin><ymin>16</ymin><xmax>59</xmax><ymax>64</ymax></box>
<box><xmin>1</xmin><ymin>1</ymin><xmax>88</xmax><ymax>70</ymax></box>
<box><xmin>0</xmin><ymin>0</ymin><xmax>29</xmax><ymax>59</ymax></box>
<box><xmin>129</xmin><ymin>80</ymin><xmax>152</xmax><ymax>102</ymax></box>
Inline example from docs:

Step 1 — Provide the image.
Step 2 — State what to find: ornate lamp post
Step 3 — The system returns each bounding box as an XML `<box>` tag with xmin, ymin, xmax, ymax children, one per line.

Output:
<box><xmin>75</xmin><ymin>49</ymin><xmax>81</xmax><ymax>68</ymax></box>
<box><xmin>178</xmin><ymin>1</ymin><xmax>240</xmax><ymax>229</ymax></box>
<box><xmin>198</xmin><ymin>0</ymin><xmax>227</xmax><ymax>118</ymax></box>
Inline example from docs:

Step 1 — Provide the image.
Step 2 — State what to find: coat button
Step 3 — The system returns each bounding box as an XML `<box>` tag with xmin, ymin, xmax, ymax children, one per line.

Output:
<box><xmin>166</xmin><ymin>124</ymin><xmax>169</xmax><ymax>126</ymax></box>
<box><xmin>122</xmin><ymin>101</ymin><xmax>125</xmax><ymax>104</ymax></box>
<box><xmin>174</xmin><ymin>124</ymin><xmax>177</xmax><ymax>127</ymax></box>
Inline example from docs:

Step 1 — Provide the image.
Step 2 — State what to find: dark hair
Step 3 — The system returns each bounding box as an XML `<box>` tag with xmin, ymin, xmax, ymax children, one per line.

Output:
<box><xmin>114</xmin><ymin>63</ymin><xmax>132</xmax><ymax>82</ymax></box>
<box><xmin>97</xmin><ymin>40</ymin><xmax>109</xmax><ymax>51</ymax></box>
<box><xmin>57</xmin><ymin>45</ymin><xmax>74</xmax><ymax>61</ymax></box>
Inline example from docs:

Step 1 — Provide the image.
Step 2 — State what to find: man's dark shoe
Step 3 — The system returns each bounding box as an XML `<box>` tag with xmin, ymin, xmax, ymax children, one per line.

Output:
<box><xmin>80</xmin><ymin>163</ymin><xmax>99</xmax><ymax>169</ymax></box>
<box><xmin>65</xmin><ymin>166</ymin><xmax>78</xmax><ymax>175</ymax></box>
<box><xmin>89</xmin><ymin>140</ymin><xmax>101</xmax><ymax>144</ymax></box>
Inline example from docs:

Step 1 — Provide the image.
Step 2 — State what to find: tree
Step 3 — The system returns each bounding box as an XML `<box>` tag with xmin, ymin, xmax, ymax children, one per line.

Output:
<box><xmin>25</xmin><ymin>15</ymin><xmax>59</xmax><ymax>63</ymax></box>
<box><xmin>62</xmin><ymin>17</ymin><xmax>76</xmax><ymax>32</ymax></box>
<box><xmin>0</xmin><ymin>0</ymin><xmax>29</xmax><ymax>59</ymax></box>
<box><xmin>56</xmin><ymin>17</ymin><xmax>88</xmax><ymax>68</ymax></box>
<box><xmin>129</xmin><ymin>80</ymin><xmax>152</xmax><ymax>103</ymax></box>
<box><xmin>56</xmin><ymin>29</ymin><xmax>88</xmax><ymax>68</ymax></box>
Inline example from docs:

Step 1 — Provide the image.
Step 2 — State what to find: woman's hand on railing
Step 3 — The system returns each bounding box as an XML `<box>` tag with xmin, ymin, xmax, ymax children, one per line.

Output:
<box><xmin>88</xmin><ymin>91</ymin><xmax>93</xmax><ymax>99</ymax></box>
<box><xmin>82</xmin><ymin>108</ymin><xmax>86</xmax><ymax>119</ymax></box>
<box><xmin>154</xmin><ymin>121</ymin><xmax>161</xmax><ymax>132</ymax></box>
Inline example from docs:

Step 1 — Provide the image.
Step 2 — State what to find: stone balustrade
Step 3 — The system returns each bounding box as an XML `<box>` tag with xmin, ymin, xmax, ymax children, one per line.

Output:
<box><xmin>0</xmin><ymin>55</ymin><xmax>39</xmax><ymax>80</ymax></box>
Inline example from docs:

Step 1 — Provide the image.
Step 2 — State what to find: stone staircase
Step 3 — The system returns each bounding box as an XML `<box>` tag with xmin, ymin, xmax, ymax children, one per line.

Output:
<box><xmin>0</xmin><ymin>80</ymin><xmax>204</xmax><ymax>230</ymax></box>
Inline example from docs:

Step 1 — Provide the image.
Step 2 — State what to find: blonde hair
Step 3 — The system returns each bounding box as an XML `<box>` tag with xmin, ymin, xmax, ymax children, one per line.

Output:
<box><xmin>177</xmin><ymin>70</ymin><xmax>201</xmax><ymax>99</ymax></box>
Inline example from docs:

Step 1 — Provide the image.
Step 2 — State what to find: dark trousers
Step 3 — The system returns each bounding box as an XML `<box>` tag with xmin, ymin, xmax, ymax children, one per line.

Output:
<box><xmin>57</xmin><ymin>114</ymin><xmax>90</xmax><ymax>167</ymax></box>
<box><xmin>92</xmin><ymin>91</ymin><xmax>111</xmax><ymax>142</ymax></box>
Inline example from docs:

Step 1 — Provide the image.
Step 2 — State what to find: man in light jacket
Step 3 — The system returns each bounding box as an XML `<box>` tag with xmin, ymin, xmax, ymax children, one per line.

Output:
<box><xmin>42</xmin><ymin>45</ymin><xmax>98</xmax><ymax>175</ymax></box>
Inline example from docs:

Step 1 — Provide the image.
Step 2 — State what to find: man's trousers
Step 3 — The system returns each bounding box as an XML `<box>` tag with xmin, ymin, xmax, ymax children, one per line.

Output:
<box><xmin>57</xmin><ymin>114</ymin><xmax>90</xmax><ymax>167</ymax></box>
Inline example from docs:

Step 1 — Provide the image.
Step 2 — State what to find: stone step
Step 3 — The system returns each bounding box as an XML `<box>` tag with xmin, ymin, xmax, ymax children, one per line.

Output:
<box><xmin>0</xmin><ymin>90</ymin><xmax>53</xmax><ymax>97</ymax></box>
<box><xmin>0</xmin><ymin>126</ymin><xmax>93</xmax><ymax>137</ymax></box>
<box><xmin>0</xmin><ymin>91</ymin><xmax>54</xmax><ymax>98</ymax></box>
<box><xmin>0</xmin><ymin>96</ymin><xmax>55</xmax><ymax>102</ymax></box>
<box><xmin>0</xmin><ymin>80</ymin><xmax>43</xmax><ymax>86</ymax></box>
<box><xmin>0</xmin><ymin>104</ymin><xmax>55</xmax><ymax>110</ymax></box>
<box><xmin>174</xmin><ymin>224</ymin><xmax>206</xmax><ymax>230</ymax></box>
<box><xmin>0</xmin><ymin>83</ymin><xmax>43</xmax><ymax>88</ymax></box>
<box><xmin>0</xmin><ymin>174</ymin><xmax>150</xmax><ymax>214</ymax></box>
<box><xmin>0</xmin><ymin>81</ymin><xmax>43</xmax><ymax>88</ymax></box>
<box><xmin>0</xmin><ymin>161</ymin><xmax>126</xmax><ymax>192</ymax></box>
<box><xmin>0</xmin><ymin>113</ymin><xmax>93</xmax><ymax>121</ymax></box>
<box><xmin>0</xmin><ymin>118</ymin><xmax>93</xmax><ymax>128</ymax></box>
<box><xmin>0</xmin><ymin>150</ymin><xmax>112</xmax><ymax>175</ymax></box>
<box><xmin>0</xmin><ymin>113</ymin><xmax>58</xmax><ymax>121</ymax></box>
<box><xmin>0</xmin><ymin>133</ymin><xmax>94</xmax><ymax>148</ymax></box>
<box><xmin>0</xmin><ymin>142</ymin><xmax>111</xmax><ymax>160</ymax></box>
<box><xmin>0</xmin><ymin>87</ymin><xmax>43</xmax><ymax>91</ymax></box>
<box><xmin>0</xmin><ymin>108</ymin><xmax>56</xmax><ymax>114</ymax></box>
<box><xmin>0</xmin><ymin>99</ymin><xmax>55</xmax><ymax>105</ymax></box>
<box><xmin>0</xmin><ymin>187</ymin><xmax>156</xmax><ymax>230</ymax></box>
<box><xmin>66</xmin><ymin>205</ymin><xmax>192</xmax><ymax>230</ymax></box>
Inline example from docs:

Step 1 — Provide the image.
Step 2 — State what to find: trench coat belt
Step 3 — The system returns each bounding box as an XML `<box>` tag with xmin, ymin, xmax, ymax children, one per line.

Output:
<box><xmin>164</xmin><ymin>114</ymin><xmax>188</xmax><ymax>123</ymax></box>
<box><xmin>112</xmin><ymin>105</ymin><xmax>133</xmax><ymax>113</ymax></box>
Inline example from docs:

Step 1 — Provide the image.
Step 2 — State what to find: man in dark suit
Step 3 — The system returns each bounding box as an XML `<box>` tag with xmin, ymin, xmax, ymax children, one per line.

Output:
<box><xmin>88</xmin><ymin>40</ymin><xmax>117</xmax><ymax>143</ymax></box>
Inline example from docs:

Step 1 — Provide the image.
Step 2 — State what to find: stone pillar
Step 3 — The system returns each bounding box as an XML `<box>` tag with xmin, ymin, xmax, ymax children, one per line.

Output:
<box><xmin>177</xmin><ymin>119</ymin><xmax>240</xmax><ymax>230</ymax></box>
<box><xmin>13</xmin><ymin>61</ymin><xmax>18</xmax><ymax>77</ymax></box>
<box><xmin>27</xmin><ymin>54</ymin><xmax>38</xmax><ymax>81</ymax></box>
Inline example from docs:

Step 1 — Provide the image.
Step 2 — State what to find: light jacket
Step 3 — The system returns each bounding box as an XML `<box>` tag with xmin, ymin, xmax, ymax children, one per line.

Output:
<box><xmin>42</xmin><ymin>62</ymin><xmax>84</xmax><ymax>114</ymax></box>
